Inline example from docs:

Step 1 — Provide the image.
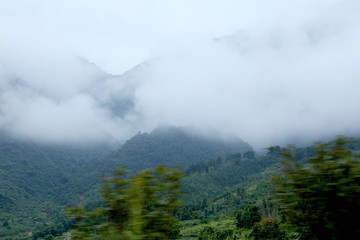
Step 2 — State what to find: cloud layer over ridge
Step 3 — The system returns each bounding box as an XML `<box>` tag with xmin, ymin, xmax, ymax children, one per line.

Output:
<box><xmin>1</xmin><ymin>0</ymin><xmax>360</xmax><ymax>148</ymax></box>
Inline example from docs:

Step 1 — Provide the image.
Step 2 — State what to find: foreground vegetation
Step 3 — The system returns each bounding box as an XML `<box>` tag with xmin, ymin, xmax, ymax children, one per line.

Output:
<box><xmin>67</xmin><ymin>137</ymin><xmax>360</xmax><ymax>240</ymax></box>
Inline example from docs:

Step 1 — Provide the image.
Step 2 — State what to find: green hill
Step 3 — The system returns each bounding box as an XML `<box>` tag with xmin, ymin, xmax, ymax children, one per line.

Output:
<box><xmin>98</xmin><ymin>126</ymin><xmax>253</xmax><ymax>175</ymax></box>
<box><xmin>0</xmin><ymin>127</ymin><xmax>253</xmax><ymax>239</ymax></box>
<box><xmin>0</xmin><ymin>136</ymin><xmax>111</xmax><ymax>239</ymax></box>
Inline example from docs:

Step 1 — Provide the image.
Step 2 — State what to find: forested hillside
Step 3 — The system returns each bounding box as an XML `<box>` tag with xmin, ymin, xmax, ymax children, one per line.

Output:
<box><xmin>0</xmin><ymin>127</ymin><xmax>252</xmax><ymax>239</ymax></box>
<box><xmin>0</xmin><ymin>135</ymin><xmax>112</xmax><ymax>239</ymax></box>
<box><xmin>30</xmin><ymin>142</ymin><xmax>316</xmax><ymax>239</ymax></box>
<box><xmin>3</xmin><ymin>131</ymin><xmax>359</xmax><ymax>239</ymax></box>
<box><xmin>62</xmin><ymin>140</ymin><xmax>319</xmax><ymax>240</ymax></box>
<box><xmin>97</xmin><ymin>126</ymin><xmax>252</xmax><ymax>175</ymax></box>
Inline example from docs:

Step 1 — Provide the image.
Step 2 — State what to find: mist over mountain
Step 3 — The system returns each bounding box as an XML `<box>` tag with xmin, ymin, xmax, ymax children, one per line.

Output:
<box><xmin>0</xmin><ymin>58</ymin><xmax>143</xmax><ymax>145</ymax></box>
<box><xmin>1</xmin><ymin>0</ymin><xmax>360</xmax><ymax>149</ymax></box>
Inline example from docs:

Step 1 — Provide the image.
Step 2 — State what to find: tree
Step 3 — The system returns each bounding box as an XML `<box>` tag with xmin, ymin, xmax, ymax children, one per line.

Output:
<box><xmin>68</xmin><ymin>165</ymin><xmax>184</xmax><ymax>240</ymax></box>
<box><xmin>251</xmin><ymin>218</ymin><xmax>286</xmax><ymax>240</ymax></box>
<box><xmin>236</xmin><ymin>203</ymin><xmax>261</xmax><ymax>229</ymax></box>
<box><xmin>273</xmin><ymin>137</ymin><xmax>360</xmax><ymax>239</ymax></box>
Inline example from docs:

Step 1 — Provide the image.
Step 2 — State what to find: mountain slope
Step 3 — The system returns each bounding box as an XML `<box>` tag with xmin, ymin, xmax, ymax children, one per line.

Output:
<box><xmin>0</xmin><ymin>136</ymin><xmax>112</xmax><ymax>239</ymax></box>
<box><xmin>98</xmin><ymin>126</ymin><xmax>253</xmax><ymax>175</ymax></box>
<box><xmin>0</xmin><ymin>127</ymin><xmax>253</xmax><ymax>239</ymax></box>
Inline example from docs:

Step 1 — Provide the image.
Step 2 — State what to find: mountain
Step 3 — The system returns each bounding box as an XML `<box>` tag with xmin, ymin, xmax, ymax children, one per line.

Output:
<box><xmin>97</xmin><ymin>126</ymin><xmax>253</xmax><ymax>175</ymax></box>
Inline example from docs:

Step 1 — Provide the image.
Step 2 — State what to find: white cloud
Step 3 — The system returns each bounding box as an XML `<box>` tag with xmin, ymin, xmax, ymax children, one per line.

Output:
<box><xmin>0</xmin><ymin>0</ymin><xmax>360</xmax><ymax>148</ymax></box>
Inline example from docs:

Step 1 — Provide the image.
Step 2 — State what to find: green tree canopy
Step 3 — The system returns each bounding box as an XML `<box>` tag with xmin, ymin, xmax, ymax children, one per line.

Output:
<box><xmin>274</xmin><ymin>137</ymin><xmax>360</xmax><ymax>240</ymax></box>
<box><xmin>68</xmin><ymin>165</ymin><xmax>184</xmax><ymax>240</ymax></box>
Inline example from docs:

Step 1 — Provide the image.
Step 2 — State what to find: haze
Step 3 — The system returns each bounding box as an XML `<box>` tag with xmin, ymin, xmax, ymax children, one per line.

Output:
<box><xmin>0</xmin><ymin>0</ymin><xmax>359</xmax><ymax>149</ymax></box>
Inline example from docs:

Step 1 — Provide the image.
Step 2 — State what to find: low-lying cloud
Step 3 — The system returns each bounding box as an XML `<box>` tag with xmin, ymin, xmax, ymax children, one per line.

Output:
<box><xmin>1</xmin><ymin>0</ymin><xmax>360</xmax><ymax>148</ymax></box>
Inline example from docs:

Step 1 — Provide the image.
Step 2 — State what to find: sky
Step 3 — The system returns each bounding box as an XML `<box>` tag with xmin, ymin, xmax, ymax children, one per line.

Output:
<box><xmin>0</xmin><ymin>0</ymin><xmax>360</xmax><ymax>148</ymax></box>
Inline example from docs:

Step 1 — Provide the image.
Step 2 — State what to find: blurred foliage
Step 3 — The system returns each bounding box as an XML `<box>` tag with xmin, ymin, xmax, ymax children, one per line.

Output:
<box><xmin>273</xmin><ymin>137</ymin><xmax>360</xmax><ymax>239</ymax></box>
<box><xmin>68</xmin><ymin>165</ymin><xmax>184</xmax><ymax>240</ymax></box>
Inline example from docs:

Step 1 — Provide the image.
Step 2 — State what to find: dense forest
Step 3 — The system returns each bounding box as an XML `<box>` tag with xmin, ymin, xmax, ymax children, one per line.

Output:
<box><xmin>0</xmin><ymin>127</ymin><xmax>251</xmax><ymax>239</ymax></box>
<box><xmin>1</xmin><ymin>129</ymin><xmax>360</xmax><ymax>239</ymax></box>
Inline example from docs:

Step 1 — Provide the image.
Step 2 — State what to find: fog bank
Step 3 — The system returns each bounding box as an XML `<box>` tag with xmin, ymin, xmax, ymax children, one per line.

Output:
<box><xmin>1</xmin><ymin>0</ymin><xmax>360</xmax><ymax>148</ymax></box>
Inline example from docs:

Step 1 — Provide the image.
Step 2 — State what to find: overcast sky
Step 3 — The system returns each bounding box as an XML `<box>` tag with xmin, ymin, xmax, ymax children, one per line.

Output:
<box><xmin>1</xmin><ymin>0</ymin><xmax>360</xmax><ymax>148</ymax></box>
